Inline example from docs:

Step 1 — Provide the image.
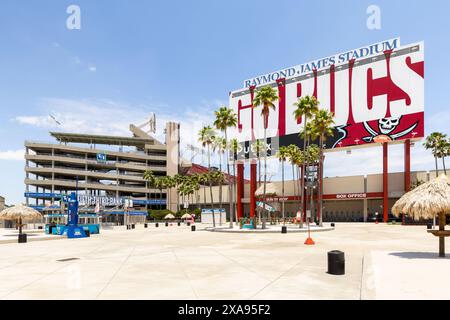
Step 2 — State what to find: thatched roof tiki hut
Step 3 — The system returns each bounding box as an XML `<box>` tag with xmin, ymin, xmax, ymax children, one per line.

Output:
<box><xmin>0</xmin><ymin>204</ymin><xmax>42</xmax><ymax>243</ymax></box>
<box><xmin>392</xmin><ymin>174</ymin><xmax>450</xmax><ymax>257</ymax></box>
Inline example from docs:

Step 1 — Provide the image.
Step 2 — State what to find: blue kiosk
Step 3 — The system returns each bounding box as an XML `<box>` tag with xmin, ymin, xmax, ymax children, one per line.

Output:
<box><xmin>63</xmin><ymin>192</ymin><xmax>89</xmax><ymax>239</ymax></box>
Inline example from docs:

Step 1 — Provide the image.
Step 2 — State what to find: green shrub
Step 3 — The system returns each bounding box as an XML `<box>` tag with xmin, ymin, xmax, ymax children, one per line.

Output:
<box><xmin>148</xmin><ymin>209</ymin><xmax>175</xmax><ymax>221</ymax></box>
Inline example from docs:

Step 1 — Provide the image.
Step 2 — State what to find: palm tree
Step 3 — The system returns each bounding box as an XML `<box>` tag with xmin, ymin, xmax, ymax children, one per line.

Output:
<box><xmin>309</xmin><ymin>109</ymin><xmax>335</xmax><ymax>226</ymax></box>
<box><xmin>424</xmin><ymin>132</ymin><xmax>448</xmax><ymax>177</ymax></box>
<box><xmin>287</xmin><ymin>145</ymin><xmax>300</xmax><ymax>221</ymax></box>
<box><xmin>230</xmin><ymin>138</ymin><xmax>240</xmax><ymax>225</ymax></box>
<box><xmin>198</xmin><ymin>173</ymin><xmax>209</xmax><ymax>210</ymax></box>
<box><xmin>153</xmin><ymin>177</ymin><xmax>165</xmax><ymax>210</ymax></box>
<box><xmin>199</xmin><ymin>126</ymin><xmax>217</xmax><ymax>227</ymax></box>
<box><xmin>293</xmin><ymin>96</ymin><xmax>319</xmax><ymax>220</ymax></box>
<box><xmin>253</xmin><ymin>86</ymin><xmax>279</xmax><ymax>227</ymax></box>
<box><xmin>214</xmin><ymin>106</ymin><xmax>238</xmax><ymax>228</ymax></box>
<box><xmin>173</xmin><ymin>174</ymin><xmax>186</xmax><ymax>213</ymax></box>
<box><xmin>276</xmin><ymin>146</ymin><xmax>289</xmax><ymax>223</ymax></box>
<box><xmin>436</xmin><ymin>137</ymin><xmax>450</xmax><ymax>175</ymax></box>
<box><xmin>164</xmin><ymin>176</ymin><xmax>176</xmax><ymax>212</ymax></box>
<box><xmin>251</xmin><ymin>139</ymin><xmax>266</xmax><ymax>224</ymax></box>
<box><xmin>212</xmin><ymin>136</ymin><xmax>225</xmax><ymax>212</ymax></box>
<box><xmin>252</xmin><ymin>139</ymin><xmax>265</xmax><ymax>187</ymax></box>
<box><xmin>144</xmin><ymin>170</ymin><xmax>156</xmax><ymax>209</ymax></box>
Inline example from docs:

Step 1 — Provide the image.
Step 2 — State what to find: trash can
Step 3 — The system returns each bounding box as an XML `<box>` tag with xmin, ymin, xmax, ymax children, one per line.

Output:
<box><xmin>165</xmin><ymin>222</ymin><xmax>169</xmax><ymax>227</ymax></box>
<box><xmin>18</xmin><ymin>234</ymin><xmax>27</xmax><ymax>244</ymax></box>
<box><xmin>427</xmin><ymin>223</ymin><xmax>432</xmax><ymax>230</ymax></box>
<box><xmin>331</xmin><ymin>223</ymin><xmax>335</xmax><ymax>228</ymax></box>
<box><xmin>281</xmin><ymin>226</ymin><xmax>287</xmax><ymax>234</ymax></box>
<box><xmin>126</xmin><ymin>225</ymin><xmax>130</xmax><ymax>230</ymax></box>
<box><xmin>328</xmin><ymin>250</ymin><xmax>345</xmax><ymax>275</ymax></box>
<box><xmin>177</xmin><ymin>222</ymin><xmax>181</xmax><ymax>226</ymax></box>
<box><xmin>191</xmin><ymin>225</ymin><xmax>196</xmax><ymax>232</ymax></box>
<box><xmin>132</xmin><ymin>224</ymin><xmax>135</xmax><ymax>229</ymax></box>
<box><xmin>144</xmin><ymin>223</ymin><xmax>148</xmax><ymax>228</ymax></box>
<box><xmin>155</xmin><ymin>223</ymin><xmax>159</xmax><ymax>228</ymax></box>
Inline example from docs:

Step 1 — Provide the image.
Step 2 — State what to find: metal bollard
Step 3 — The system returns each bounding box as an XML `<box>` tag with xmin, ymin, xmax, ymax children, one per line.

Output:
<box><xmin>328</xmin><ymin>250</ymin><xmax>345</xmax><ymax>275</ymax></box>
<box><xmin>191</xmin><ymin>225</ymin><xmax>196</xmax><ymax>232</ymax></box>
<box><xmin>126</xmin><ymin>225</ymin><xmax>130</xmax><ymax>230</ymax></box>
<box><xmin>18</xmin><ymin>234</ymin><xmax>27</xmax><ymax>243</ymax></box>
<box><xmin>281</xmin><ymin>226</ymin><xmax>287</xmax><ymax>234</ymax></box>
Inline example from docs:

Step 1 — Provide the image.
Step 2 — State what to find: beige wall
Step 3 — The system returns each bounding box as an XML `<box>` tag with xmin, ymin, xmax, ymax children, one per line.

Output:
<box><xmin>324</xmin><ymin>176</ymin><xmax>364</xmax><ymax>194</ymax></box>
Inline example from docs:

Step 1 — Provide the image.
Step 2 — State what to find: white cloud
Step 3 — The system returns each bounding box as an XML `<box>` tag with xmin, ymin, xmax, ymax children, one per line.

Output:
<box><xmin>88</xmin><ymin>66</ymin><xmax>97</xmax><ymax>72</ymax></box>
<box><xmin>0</xmin><ymin>149</ymin><xmax>25</xmax><ymax>161</ymax></box>
<box><xmin>12</xmin><ymin>97</ymin><xmax>219</xmax><ymax>150</ymax></box>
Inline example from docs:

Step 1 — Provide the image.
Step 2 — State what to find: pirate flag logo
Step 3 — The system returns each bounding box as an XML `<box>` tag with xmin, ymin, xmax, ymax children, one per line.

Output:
<box><xmin>362</xmin><ymin>116</ymin><xmax>418</xmax><ymax>143</ymax></box>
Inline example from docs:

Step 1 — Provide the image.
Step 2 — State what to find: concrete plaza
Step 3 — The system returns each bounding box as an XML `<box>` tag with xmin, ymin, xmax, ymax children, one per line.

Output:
<box><xmin>0</xmin><ymin>223</ymin><xmax>448</xmax><ymax>300</ymax></box>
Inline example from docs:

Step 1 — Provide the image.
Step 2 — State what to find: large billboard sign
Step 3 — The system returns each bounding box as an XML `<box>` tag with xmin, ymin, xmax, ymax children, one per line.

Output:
<box><xmin>230</xmin><ymin>38</ymin><xmax>424</xmax><ymax>160</ymax></box>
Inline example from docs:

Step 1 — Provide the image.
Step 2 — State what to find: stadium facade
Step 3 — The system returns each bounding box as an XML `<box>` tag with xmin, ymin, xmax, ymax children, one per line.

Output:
<box><xmin>24</xmin><ymin>121</ymin><xmax>180</xmax><ymax>221</ymax></box>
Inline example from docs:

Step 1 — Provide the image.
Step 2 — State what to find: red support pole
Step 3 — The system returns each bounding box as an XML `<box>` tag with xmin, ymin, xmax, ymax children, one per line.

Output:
<box><xmin>237</xmin><ymin>163</ymin><xmax>244</xmax><ymax>220</ymax></box>
<box><xmin>250</xmin><ymin>162</ymin><xmax>257</xmax><ymax>218</ymax></box>
<box><xmin>383</xmin><ymin>143</ymin><xmax>389</xmax><ymax>223</ymax></box>
<box><xmin>404</xmin><ymin>140</ymin><xmax>411</xmax><ymax>192</ymax></box>
<box><xmin>302</xmin><ymin>166</ymin><xmax>306</xmax><ymax>222</ymax></box>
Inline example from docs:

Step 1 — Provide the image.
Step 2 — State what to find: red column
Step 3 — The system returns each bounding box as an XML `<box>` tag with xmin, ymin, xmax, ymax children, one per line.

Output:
<box><xmin>404</xmin><ymin>140</ymin><xmax>411</xmax><ymax>192</ymax></box>
<box><xmin>250</xmin><ymin>162</ymin><xmax>257</xmax><ymax>218</ymax></box>
<box><xmin>383</xmin><ymin>143</ymin><xmax>389</xmax><ymax>223</ymax></box>
<box><xmin>302</xmin><ymin>166</ymin><xmax>306</xmax><ymax>222</ymax></box>
<box><xmin>236</xmin><ymin>163</ymin><xmax>244</xmax><ymax>220</ymax></box>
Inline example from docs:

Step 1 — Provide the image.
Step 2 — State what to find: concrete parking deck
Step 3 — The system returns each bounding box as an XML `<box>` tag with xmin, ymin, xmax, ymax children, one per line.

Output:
<box><xmin>0</xmin><ymin>223</ymin><xmax>448</xmax><ymax>300</ymax></box>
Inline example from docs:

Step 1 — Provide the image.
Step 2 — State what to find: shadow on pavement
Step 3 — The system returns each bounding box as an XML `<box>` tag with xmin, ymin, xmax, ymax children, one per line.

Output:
<box><xmin>389</xmin><ymin>252</ymin><xmax>450</xmax><ymax>260</ymax></box>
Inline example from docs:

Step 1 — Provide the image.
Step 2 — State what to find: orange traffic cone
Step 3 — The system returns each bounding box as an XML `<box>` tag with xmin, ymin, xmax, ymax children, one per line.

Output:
<box><xmin>304</xmin><ymin>237</ymin><xmax>315</xmax><ymax>245</ymax></box>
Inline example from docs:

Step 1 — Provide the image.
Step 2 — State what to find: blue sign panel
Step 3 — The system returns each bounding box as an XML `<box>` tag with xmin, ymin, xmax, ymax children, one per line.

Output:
<box><xmin>96</xmin><ymin>153</ymin><xmax>107</xmax><ymax>163</ymax></box>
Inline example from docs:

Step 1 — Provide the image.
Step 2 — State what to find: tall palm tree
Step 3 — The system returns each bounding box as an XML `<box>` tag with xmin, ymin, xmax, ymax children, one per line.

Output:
<box><xmin>153</xmin><ymin>177</ymin><xmax>165</xmax><ymax>210</ymax></box>
<box><xmin>214</xmin><ymin>106</ymin><xmax>238</xmax><ymax>228</ymax></box>
<box><xmin>251</xmin><ymin>139</ymin><xmax>266</xmax><ymax>224</ymax></box>
<box><xmin>424</xmin><ymin>132</ymin><xmax>448</xmax><ymax>177</ymax></box>
<box><xmin>252</xmin><ymin>139</ymin><xmax>265</xmax><ymax>187</ymax></box>
<box><xmin>436</xmin><ymin>137</ymin><xmax>450</xmax><ymax>175</ymax></box>
<box><xmin>230</xmin><ymin>138</ymin><xmax>240</xmax><ymax>225</ymax></box>
<box><xmin>144</xmin><ymin>170</ymin><xmax>156</xmax><ymax>210</ymax></box>
<box><xmin>287</xmin><ymin>145</ymin><xmax>299</xmax><ymax>219</ymax></box>
<box><xmin>293</xmin><ymin>96</ymin><xmax>319</xmax><ymax>220</ymax></box>
<box><xmin>253</xmin><ymin>86</ymin><xmax>279</xmax><ymax>227</ymax></box>
<box><xmin>198</xmin><ymin>173</ymin><xmax>208</xmax><ymax>210</ymax></box>
<box><xmin>212</xmin><ymin>136</ymin><xmax>225</xmax><ymax>212</ymax></box>
<box><xmin>199</xmin><ymin>125</ymin><xmax>217</xmax><ymax>227</ymax></box>
<box><xmin>276</xmin><ymin>146</ymin><xmax>289</xmax><ymax>222</ymax></box>
<box><xmin>309</xmin><ymin>109</ymin><xmax>335</xmax><ymax>226</ymax></box>
<box><xmin>173</xmin><ymin>174</ymin><xmax>186</xmax><ymax>213</ymax></box>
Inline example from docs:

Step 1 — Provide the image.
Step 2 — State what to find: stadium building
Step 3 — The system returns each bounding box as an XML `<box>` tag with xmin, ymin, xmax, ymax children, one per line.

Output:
<box><xmin>24</xmin><ymin>121</ymin><xmax>180</xmax><ymax>224</ymax></box>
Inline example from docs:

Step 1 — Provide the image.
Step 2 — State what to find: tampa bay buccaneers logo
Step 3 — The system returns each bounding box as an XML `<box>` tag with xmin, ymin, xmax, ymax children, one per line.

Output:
<box><xmin>362</xmin><ymin>117</ymin><xmax>418</xmax><ymax>143</ymax></box>
<box><xmin>332</xmin><ymin>116</ymin><xmax>420</xmax><ymax>149</ymax></box>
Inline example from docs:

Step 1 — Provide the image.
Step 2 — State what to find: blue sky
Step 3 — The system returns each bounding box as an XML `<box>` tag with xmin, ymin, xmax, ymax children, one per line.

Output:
<box><xmin>0</xmin><ymin>0</ymin><xmax>449</xmax><ymax>204</ymax></box>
